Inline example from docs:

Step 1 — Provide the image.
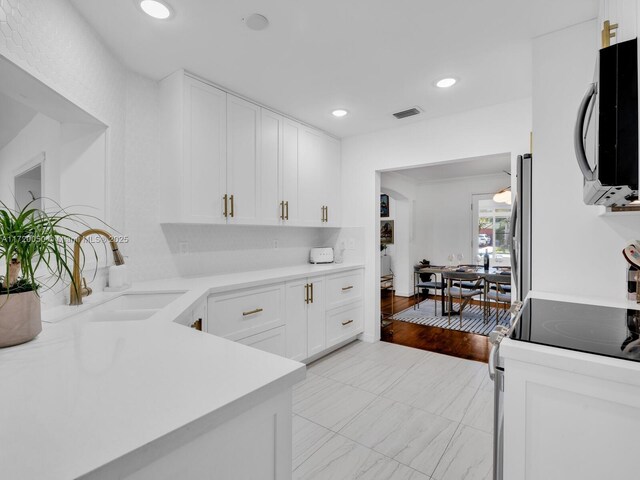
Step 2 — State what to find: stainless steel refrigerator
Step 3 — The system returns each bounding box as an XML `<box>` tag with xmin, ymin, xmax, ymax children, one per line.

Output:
<box><xmin>492</xmin><ymin>153</ymin><xmax>532</xmax><ymax>480</ymax></box>
<box><xmin>510</xmin><ymin>153</ymin><xmax>532</xmax><ymax>301</ymax></box>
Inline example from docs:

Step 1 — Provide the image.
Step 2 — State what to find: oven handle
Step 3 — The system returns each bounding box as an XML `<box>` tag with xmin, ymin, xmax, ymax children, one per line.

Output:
<box><xmin>574</xmin><ymin>83</ymin><xmax>597</xmax><ymax>182</ymax></box>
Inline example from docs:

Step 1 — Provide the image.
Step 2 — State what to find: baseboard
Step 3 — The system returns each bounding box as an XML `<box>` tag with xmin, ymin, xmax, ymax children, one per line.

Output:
<box><xmin>358</xmin><ymin>332</ymin><xmax>376</xmax><ymax>343</ymax></box>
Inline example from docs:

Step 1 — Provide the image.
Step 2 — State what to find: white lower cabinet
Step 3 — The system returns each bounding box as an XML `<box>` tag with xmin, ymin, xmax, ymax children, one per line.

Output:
<box><xmin>326</xmin><ymin>303</ymin><xmax>364</xmax><ymax>347</ymax></box>
<box><xmin>207</xmin><ymin>284</ymin><xmax>285</xmax><ymax>341</ymax></box>
<box><xmin>237</xmin><ymin>326</ymin><xmax>286</xmax><ymax>357</ymax></box>
<box><xmin>325</xmin><ymin>269</ymin><xmax>364</xmax><ymax>310</ymax></box>
<box><xmin>174</xmin><ymin>299</ymin><xmax>208</xmax><ymax>331</ymax></box>
<box><xmin>207</xmin><ymin>267</ymin><xmax>363</xmax><ymax>362</ymax></box>
<box><xmin>502</xmin><ymin>344</ymin><xmax>640</xmax><ymax>480</ymax></box>
<box><xmin>285</xmin><ymin>277</ymin><xmax>325</xmax><ymax>362</ymax></box>
<box><xmin>191</xmin><ymin>300</ymin><xmax>207</xmax><ymax>331</ymax></box>
<box><xmin>125</xmin><ymin>389</ymin><xmax>293</xmax><ymax>480</ymax></box>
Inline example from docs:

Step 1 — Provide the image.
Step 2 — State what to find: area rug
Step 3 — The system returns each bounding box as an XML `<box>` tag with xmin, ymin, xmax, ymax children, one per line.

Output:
<box><xmin>392</xmin><ymin>299</ymin><xmax>509</xmax><ymax>336</ymax></box>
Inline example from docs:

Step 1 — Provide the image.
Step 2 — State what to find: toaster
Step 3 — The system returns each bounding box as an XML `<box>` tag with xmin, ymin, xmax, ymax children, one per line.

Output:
<box><xmin>309</xmin><ymin>247</ymin><xmax>334</xmax><ymax>264</ymax></box>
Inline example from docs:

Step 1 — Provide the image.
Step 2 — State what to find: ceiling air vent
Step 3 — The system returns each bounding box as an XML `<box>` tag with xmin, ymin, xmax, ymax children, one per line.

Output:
<box><xmin>393</xmin><ymin>107</ymin><xmax>422</xmax><ymax>119</ymax></box>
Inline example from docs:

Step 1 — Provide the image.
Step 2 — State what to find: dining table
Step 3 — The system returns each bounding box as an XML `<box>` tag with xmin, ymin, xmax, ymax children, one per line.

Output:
<box><xmin>415</xmin><ymin>264</ymin><xmax>512</xmax><ymax>315</ymax></box>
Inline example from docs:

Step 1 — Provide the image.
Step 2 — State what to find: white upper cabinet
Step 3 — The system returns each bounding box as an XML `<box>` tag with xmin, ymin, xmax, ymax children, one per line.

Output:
<box><xmin>159</xmin><ymin>70</ymin><xmax>341</xmax><ymax>227</ymax></box>
<box><xmin>281</xmin><ymin>118</ymin><xmax>300</xmax><ymax>224</ymax></box>
<box><xmin>261</xmin><ymin>109</ymin><xmax>284</xmax><ymax>225</ymax></box>
<box><xmin>226</xmin><ymin>95</ymin><xmax>260</xmax><ymax>224</ymax></box>
<box><xmin>322</xmin><ymin>134</ymin><xmax>341</xmax><ymax>227</ymax></box>
<box><xmin>298</xmin><ymin>126</ymin><xmax>326</xmax><ymax>226</ymax></box>
<box><xmin>599</xmin><ymin>0</ymin><xmax>638</xmax><ymax>45</ymax></box>
<box><xmin>159</xmin><ymin>71</ymin><xmax>227</xmax><ymax>224</ymax></box>
<box><xmin>299</xmin><ymin>126</ymin><xmax>342</xmax><ymax>227</ymax></box>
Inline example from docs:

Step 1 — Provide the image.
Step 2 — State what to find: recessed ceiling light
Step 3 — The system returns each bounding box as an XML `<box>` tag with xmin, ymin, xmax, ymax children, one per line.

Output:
<box><xmin>435</xmin><ymin>77</ymin><xmax>457</xmax><ymax>88</ymax></box>
<box><xmin>139</xmin><ymin>0</ymin><xmax>172</xmax><ymax>20</ymax></box>
<box><xmin>332</xmin><ymin>109</ymin><xmax>348</xmax><ymax>118</ymax></box>
<box><xmin>244</xmin><ymin>13</ymin><xmax>269</xmax><ymax>31</ymax></box>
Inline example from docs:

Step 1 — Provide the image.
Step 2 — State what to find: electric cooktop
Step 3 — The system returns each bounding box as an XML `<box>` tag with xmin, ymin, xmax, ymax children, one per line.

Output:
<box><xmin>510</xmin><ymin>298</ymin><xmax>640</xmax><ymax>362</ymax></box>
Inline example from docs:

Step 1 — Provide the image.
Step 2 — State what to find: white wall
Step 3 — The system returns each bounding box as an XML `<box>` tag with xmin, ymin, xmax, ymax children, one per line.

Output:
<box><xmin>381</xmin><ymin>173</ymin><xmax>417</xmax><ymax>296</ymax></box>
<box><xmin>531</xmin><ymin>19</ymin><xmax>640</xmax><ymax>301</ymax></box>
<box><xmin>342</xmin><ymin>98</ymin><xmax>532</xmax><ymax>341</ymax></box>
<box><xmin>0</xmin><ymin>114</ymin><xmax>60</xmax><ymax>205</ymax></box>
<box><xmin>414</xmin><ymin>173</ymin><xmax>508</xmax><ymax>266</ymax></box>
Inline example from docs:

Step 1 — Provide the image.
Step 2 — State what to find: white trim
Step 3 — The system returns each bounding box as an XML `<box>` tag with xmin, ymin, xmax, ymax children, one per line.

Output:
<box><xmin>103</xmin><ymin>128</ymin><xmax>112</xmax><ymax>226</ymax></box>
<box><xmin>13</xmin><ymin>152</ymin><xmax>45</xmax><ymax>210</ymax></box>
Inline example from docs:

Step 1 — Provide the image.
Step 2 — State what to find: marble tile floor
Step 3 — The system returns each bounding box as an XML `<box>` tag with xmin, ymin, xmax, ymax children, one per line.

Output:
<box><xmin>293</xmin><ymin>340</ymin><xmax>493</xmax><ymax>480</ymax></box>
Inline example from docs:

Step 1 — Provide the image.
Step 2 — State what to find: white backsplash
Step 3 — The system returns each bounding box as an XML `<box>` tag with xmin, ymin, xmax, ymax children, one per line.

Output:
<box><xmin>158</xmin><ymin>225</ymin><xmax>337</xmax><ymax>277</ymax></box>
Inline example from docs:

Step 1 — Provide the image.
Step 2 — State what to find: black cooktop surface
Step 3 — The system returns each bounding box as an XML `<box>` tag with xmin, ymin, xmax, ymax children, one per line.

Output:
<box><xmin>510</xmin><ymin>298</ymin><xmax>640</xmax><ymax>362</ymax></box>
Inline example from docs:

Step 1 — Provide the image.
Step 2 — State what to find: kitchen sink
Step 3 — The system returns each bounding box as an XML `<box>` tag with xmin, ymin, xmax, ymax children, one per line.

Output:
<box><xmin>98</xmin><ymin>292</ymin><xmax>185</xmax><ymax>311</ymax></box>
<box><xmin>83</xmin><ymin>309</ymin><xmax>161</xmax><ymax>322</ymax></box>
<box><xmin>62</xmin><ymin>292</ymin><xmax>185</xmax><ymax>323</ymax></box>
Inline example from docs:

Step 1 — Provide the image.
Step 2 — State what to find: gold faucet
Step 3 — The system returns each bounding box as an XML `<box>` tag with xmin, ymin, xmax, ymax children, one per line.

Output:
<box><xmin>69</xmin><ymin>228</ymin><xmax>125</xmax><ymax>306</ymax></box>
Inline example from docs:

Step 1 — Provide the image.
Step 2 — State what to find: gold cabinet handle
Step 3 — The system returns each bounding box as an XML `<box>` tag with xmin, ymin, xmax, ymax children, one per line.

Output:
<box><xmin>325</xmin><ymin>206</ymin><xmax>329</xmax><ymax>223</ymax></box>
<box><xmin>223</xmin><ymin>194</ymin><xmax>228</xmax><ymax>218</ymax></box>
<box><xmin>285</xmin><ymin>201</ymin><xmax>289</xmax><ymax>220</ymax></box>
<box><xmin>310</xmin><ymin>282</ymin><xmax>314</xmax><ymax>303</ymax></box>
<box><xmin>602</xmin><ymin>20</ymin><xmax>619</xmax><ymax>48</ymax></box>
<box><xmin>304</xmin><ymin>283</ymin><xmax>309</xmax><ymax>304</ymax></box>
<box><xmin>342</xmin><ymin>286</ymin><xmax>353</xmax><ymax>291</ymax></box>
<box><xmin>341</xmin><ymin>319</ymin><xmax>354</xmax><ymax>326</ymax></box>
<box><xmin>280</xmin><ymin>201</ymin><xmax>285</xmax><ymax>220</ymax></box>
<box><xmin>229</xmin><ymin>194</ymin><xmax>235</xmax><ymax>217</ymax></box>
<box><xmin>242</xmin><ymin>308</ymin><xmax>263</xmax><ymax>316</ymax></box>
<box><xmin>321</xmin><ymin>206</ymin><xmax>325</xmax><ymax>222</ymax></box>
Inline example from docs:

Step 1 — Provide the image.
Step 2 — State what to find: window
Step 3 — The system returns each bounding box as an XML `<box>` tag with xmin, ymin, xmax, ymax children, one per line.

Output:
<box><xmin>472</xmin><ymin>195</ymin><xmax>511</xmax><ymax>267</ymax></box>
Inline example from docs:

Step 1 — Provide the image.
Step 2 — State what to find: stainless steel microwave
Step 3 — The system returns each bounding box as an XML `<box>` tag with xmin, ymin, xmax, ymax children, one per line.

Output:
<box><xmin>575</xmin><ymin>38</ymin><xmax>638</xmax><ymax>206</ymax></box>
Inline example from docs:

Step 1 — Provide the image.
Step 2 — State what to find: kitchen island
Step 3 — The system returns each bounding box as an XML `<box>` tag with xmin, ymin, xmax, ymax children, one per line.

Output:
<box><xmin>0</xmin><ymin>298</ymin><xmax>305</xmax><ymax>479</ymax></box>
<box><xmin>0</xmin><ymin>262</ymin><xmax>367</xmax><ymax>478</ymax></box>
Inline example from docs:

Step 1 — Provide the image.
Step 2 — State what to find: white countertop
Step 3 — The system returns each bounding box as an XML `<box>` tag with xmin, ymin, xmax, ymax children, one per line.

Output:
<box><xmin>0</xmin><ymin>263</ymin><xmax>362</xmax><ymax>479</ymax></box>
<box><xmin>500</xmin><ymin>290</ymin><xmax>640</xmax><ymax>386</ymax></box>
<box><xmin>43</xmin><ymin>262</ymin><xmax>364</xmax><ymax>325</ymax></box>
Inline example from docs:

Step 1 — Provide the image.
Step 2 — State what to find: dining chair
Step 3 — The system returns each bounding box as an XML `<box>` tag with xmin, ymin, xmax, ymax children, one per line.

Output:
<box><xmin>484</xmin><ymin>273</ymin><xmax>512</xmax><ymax>325</ymax></box>
<box><xmin>442</xmin><ymin>271</ymin><xmax>484</xmax><ymax>328</ymax></box>
<box><xmin>454</xmin><ymin>265</ymin><xmax>484</xmax><ymax>290</ymax></box>
<box><xmin>414</xmin><ymin>268</ymin><xmax>444</xmax><ymax>315</ymax></box>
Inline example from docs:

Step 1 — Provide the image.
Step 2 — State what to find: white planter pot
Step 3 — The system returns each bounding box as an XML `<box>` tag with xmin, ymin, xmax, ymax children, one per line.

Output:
<box><xmin>0</xmin><ymin>291</ymin><xmax>42</xmax><ymax>348</ymax></box>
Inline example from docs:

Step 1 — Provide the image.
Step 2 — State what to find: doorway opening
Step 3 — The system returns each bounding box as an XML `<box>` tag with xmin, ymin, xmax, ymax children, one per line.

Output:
<box><xmin>377</xmin><ymin>153</ymin><xmax>515</xmax><ymax>362</ymax></box>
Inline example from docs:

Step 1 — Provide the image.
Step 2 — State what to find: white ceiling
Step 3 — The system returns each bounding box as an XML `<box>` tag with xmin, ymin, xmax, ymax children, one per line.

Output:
<box><xmin>70</xmin><ymin>0</ymin><xmax>598</xmax><ymax>138</ymax></box>
<box><xmin>388</xmin><ymin>153</ymin><xmax>511</xmax><ymax>183</ymax></box>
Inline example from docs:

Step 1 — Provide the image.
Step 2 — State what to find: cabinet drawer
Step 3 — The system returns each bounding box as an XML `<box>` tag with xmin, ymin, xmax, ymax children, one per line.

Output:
<box><xmin>326</xmin><ymin>303</ymin><xmax>363</xmax><ymax>347</ymax></box>
<box><xmin>237</xmin><ymin>326</ymin><xmax>286</xmax><ymax>357</ymax></box>
<box><xmin>325</xmin><ymin>270</ymin><xmax>364</xmax><ymax>309</ymax></box>
<box><xmin>208</xmin><ymin>284</ymin><xmax>284</xmax><ymax>340</ymax></box>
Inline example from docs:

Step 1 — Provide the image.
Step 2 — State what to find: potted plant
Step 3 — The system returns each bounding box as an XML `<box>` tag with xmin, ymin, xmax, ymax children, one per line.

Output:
<box><xmin>0</xmin><ymin>201</ymin><xmax>93</xmax><ymax>348</ymax></box>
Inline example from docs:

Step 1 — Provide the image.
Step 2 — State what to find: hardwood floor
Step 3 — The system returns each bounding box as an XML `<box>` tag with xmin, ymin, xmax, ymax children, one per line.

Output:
<box><xmin>381</xmin><ymin>292</ymin><xmax>490</xmax><ymax>363</ymax></box>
